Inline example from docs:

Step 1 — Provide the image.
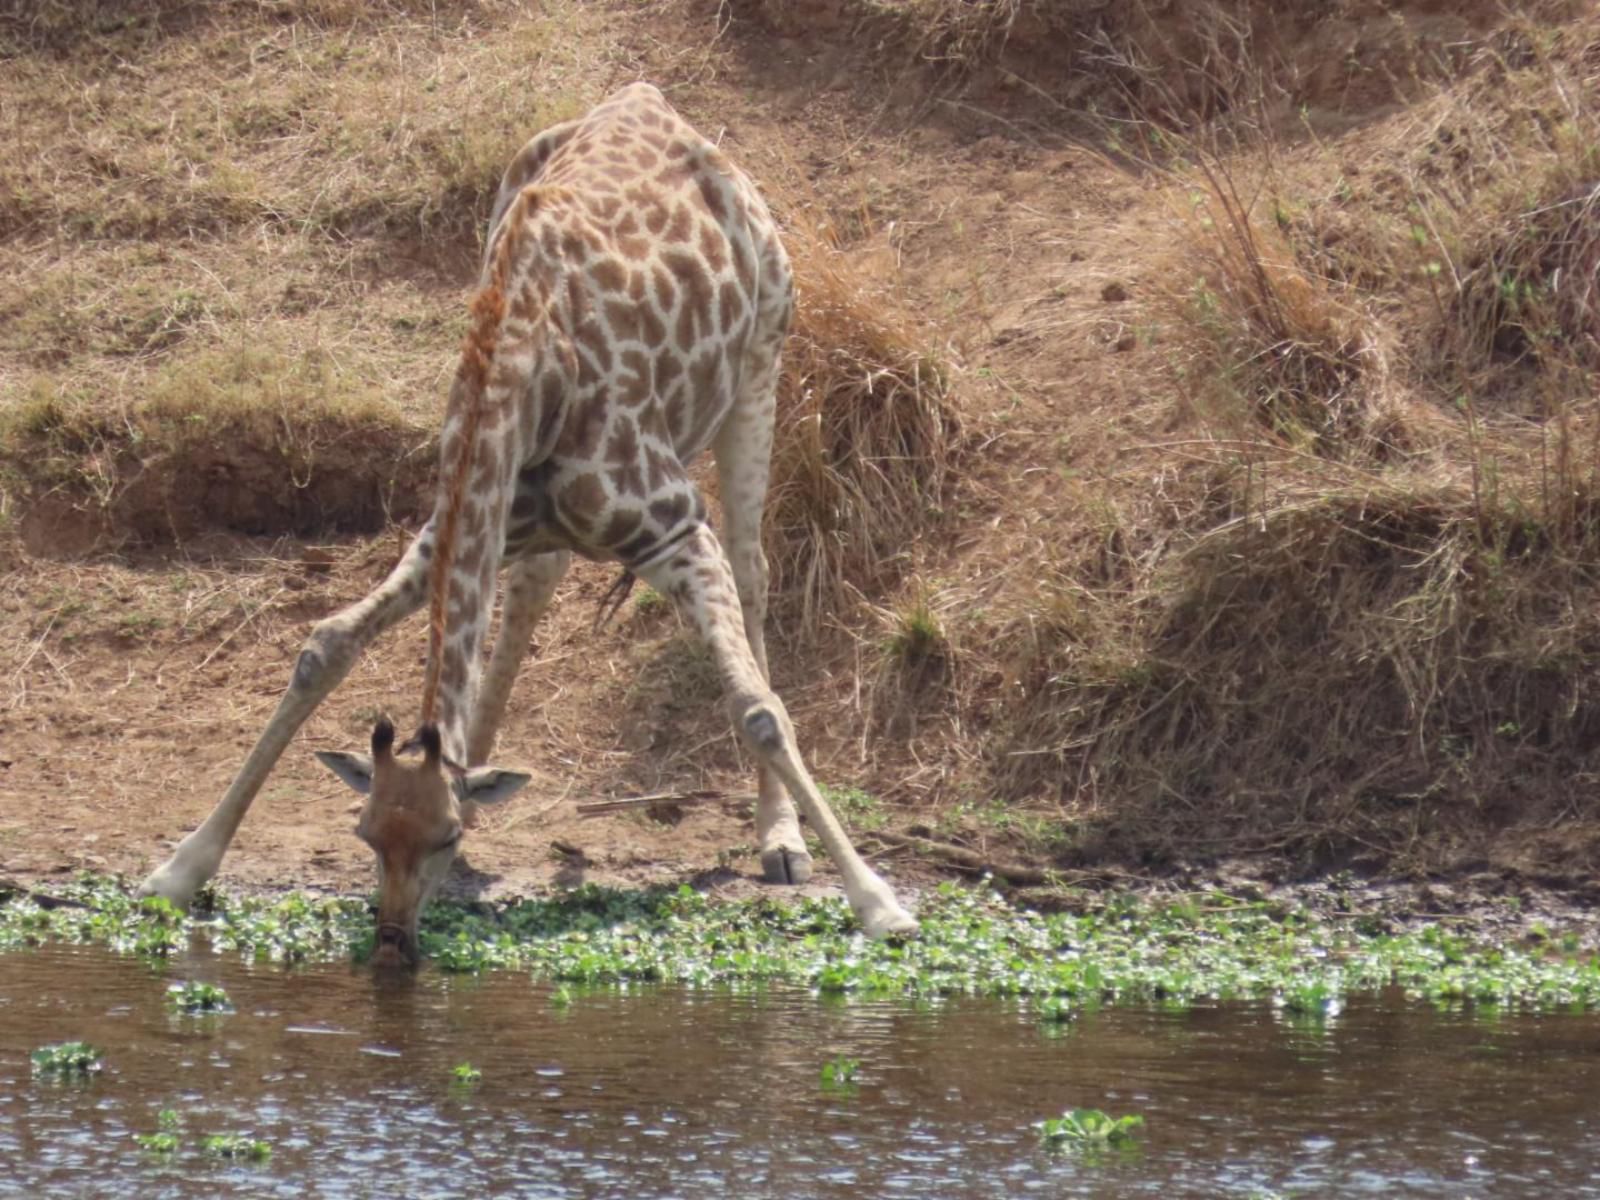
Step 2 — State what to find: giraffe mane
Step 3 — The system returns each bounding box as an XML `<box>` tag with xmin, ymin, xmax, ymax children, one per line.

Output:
<box><xmin>418</xmin><ymin>184</ymin><xmax>548</xmax><ymax>733</ymax></box>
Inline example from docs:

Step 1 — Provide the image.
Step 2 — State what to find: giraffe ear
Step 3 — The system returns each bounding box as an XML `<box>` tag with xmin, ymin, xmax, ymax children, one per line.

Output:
<box><xmin>454</xmin><ymin>767</ymin><xmax>531</xmax><ymax>806</ymax></box>
<box><xmin>315</xmin><ymin>750</ymin><xmax>375</xmax><ymax>795</ymax></box>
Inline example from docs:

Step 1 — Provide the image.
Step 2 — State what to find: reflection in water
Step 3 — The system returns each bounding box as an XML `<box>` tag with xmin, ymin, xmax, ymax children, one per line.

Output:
<box><xmin>0</xmin><ymin>944</ymin><xmax>1597</xmax><ymax>1198</ymax></box>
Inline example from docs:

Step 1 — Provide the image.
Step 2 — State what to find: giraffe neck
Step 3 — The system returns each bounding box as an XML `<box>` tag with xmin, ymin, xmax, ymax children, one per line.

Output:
<box><xmin>418</xmin><ymin>186</ymin><xmax>551</xmax><ymax>762</ymax></box>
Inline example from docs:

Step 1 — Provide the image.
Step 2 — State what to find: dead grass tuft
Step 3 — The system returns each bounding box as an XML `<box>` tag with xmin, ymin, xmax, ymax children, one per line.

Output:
<box><xmin>765</xmin><ymin>220</ymin><xmax>960</xmax><ymax>637</ymax></box>
<box><xmin>998</xmin><ymin>478</ymin><xmax>1600</xmax><ymax>872</ymax></box>
<box><xmin>1158</xmin><ymin>161</ymin><xmax>1399</xmax><ymax>460</ymax></box>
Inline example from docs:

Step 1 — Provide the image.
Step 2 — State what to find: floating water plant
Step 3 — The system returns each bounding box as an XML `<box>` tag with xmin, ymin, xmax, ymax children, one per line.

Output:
<box><xmin>1037</xmin><ymin>995</ymin><xmax>1076</xmax><ymax>1024</ymax></box>
<box><xmin>30</xmin><ymin>1041</ymin><xmax>104</xmax><ymax>1076</ymax></box>
<box><xmin>166</xmin><ymin>980</ymin><xmax>234</xmax><ymax>1014</ymax></box>
<box><xmin>452</xmin><ymin>1062</ymin><xmax>482</xmax><ymax>1083</ymax></box>
<box><xmin>134</xmin><ymin>1109</ymin><xmax>182</xmax><ymax>1155</ymax></box>
<box><xmin>1037</xmin><ymin>1108</ymin><xmax>1143</xmax><ymax>1150</ymax></box>
<box><xmin>2</xmin><ymin>875</ymin><xmax>1599</xmax><ymax>1015</ymax></box>
<box><xmin>202</xmin><ymin>1133</ymin><xmax>271</xmax><ymax>1161</ymax></box>
<box><xmin>821</xmin><ymin>1056</ymin><xmax>861</xmax><ymax>1090</ymax></box>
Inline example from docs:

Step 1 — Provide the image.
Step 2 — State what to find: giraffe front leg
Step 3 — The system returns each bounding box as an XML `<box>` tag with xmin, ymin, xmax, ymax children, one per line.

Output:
<box><xmin>138</xmin><ymin>529</ymin><xmax>434</xmax><ymax>907</ymax></box>
<box><xmin>636</xmin><ymin>526</ymin><xmax>915</xmax><ymax>939</ymax></box>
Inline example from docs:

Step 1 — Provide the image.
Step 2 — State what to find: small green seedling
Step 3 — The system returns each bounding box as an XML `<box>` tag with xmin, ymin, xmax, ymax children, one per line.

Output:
<box><xmin>167</xmin><ymin>980</ymin><xmax>234</xmax><ymax>1014</ymax></box>
<box><xmin>134</xmin><ymin>1109</ymin><xmax>183</xmax><ymax>1155</ymax></box>
<box><xmin>820</xmin><ymin>1056</ymin><xmax>861</xmax><ymax>1089</ymax></box>
<box><xmin>452</xmin><ymin>1062</ymin><xmax>482</xmax><ymax>1084</ymax></box>
<box><xmin>1038</xmin><ymin>1108</ymin><xmax>1143</xmax><ymax>1151</ymax></box>
<box><xmin>202</xmin><ymin>1133</ymin><xmax>271</xmax><ymax>1161</ymax></box>
<box><xmin>1037</xmin><ymin>996</ymin><xmax>1075</xmax><ymax>1024</ymax></box>
<box><xmin>30</xmin><ymin>1042</ymin><xmax>103</xmax><ymax>1076</ymax></box>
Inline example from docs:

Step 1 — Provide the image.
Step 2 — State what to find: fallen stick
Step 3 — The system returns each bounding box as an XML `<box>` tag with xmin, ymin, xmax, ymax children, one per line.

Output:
<box><xmin>575</xmin><ymin>790</ymin><xmax>753</xmax><ymax>819</ymax></box>
<box><xmin>863</xmin><ymin>831</ymin><xmax>1056</xmax><ymax>887</ymax></box>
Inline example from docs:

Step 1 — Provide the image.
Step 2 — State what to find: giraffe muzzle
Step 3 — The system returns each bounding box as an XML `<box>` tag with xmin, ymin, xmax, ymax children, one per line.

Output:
<box><xmin>373</xmin><ymin>922</ymin><xmax>417</xmax><ymax>968</ymax></box>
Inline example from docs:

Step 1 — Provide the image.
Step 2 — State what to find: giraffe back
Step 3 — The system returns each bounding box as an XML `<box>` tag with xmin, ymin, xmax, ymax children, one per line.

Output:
<box><xmin>479</xmin><ymin>83</ymin><xmax>795</xmax><ymax>571</ymax></box>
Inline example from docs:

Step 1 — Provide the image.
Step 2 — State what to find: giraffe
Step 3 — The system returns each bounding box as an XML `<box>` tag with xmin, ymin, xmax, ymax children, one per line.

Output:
<box><xmin>137</xmin><ymin>83</ymin><xmax>918</xmax><ymax>964</ymax></box>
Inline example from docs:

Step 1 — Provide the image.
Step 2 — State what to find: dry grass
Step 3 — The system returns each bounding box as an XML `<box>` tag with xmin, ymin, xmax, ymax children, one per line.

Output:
<box><xmin>998</xmin><ymin>477</ymin><xmax>1600</xmax><ymax>871</ymax></box>
<box><xmin>1156</xmin><ymin>161</ymin><xmax>1400</xmax><ymax>460</ymax></box>
<box><xmin>988</xmin><ymin>3</ymin><xmax>1600</xmax><ymax>874</ymax></box>
<box><xmin>1</xmin><ymin>338</ymin><xmax>431</xmax><ymax>546</ymax></box>
<box><xmin>764</xmin><ymin>220</ymin><xmax>960</xmax><ymax>636</ymax></box>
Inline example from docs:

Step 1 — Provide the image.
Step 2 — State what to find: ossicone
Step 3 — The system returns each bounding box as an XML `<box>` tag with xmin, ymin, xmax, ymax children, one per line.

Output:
<box><xmin>371</xmin><ymin>718</ymin><xmax>395</xmax><ymax>758</ymax></box>
<box><xmin>411</xmin><ymin>723</ymin><xmax>443</xmax><ymax>765</ymax></box>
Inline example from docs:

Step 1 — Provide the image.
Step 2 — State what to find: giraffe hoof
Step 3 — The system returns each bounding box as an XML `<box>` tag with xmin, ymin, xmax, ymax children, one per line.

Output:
<box><xmin>861</xmin><ymin>904</ymin><xmax>920</xmax><ymax>941</ymax></box>
<box><xmin>760</xmin><ymin>845</ymin><xmax>813</xmax><ymax>886</ymax></box>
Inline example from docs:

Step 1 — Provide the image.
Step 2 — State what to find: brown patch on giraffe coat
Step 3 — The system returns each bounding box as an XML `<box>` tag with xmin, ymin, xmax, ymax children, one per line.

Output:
<box><xmin>615</xmin><ymin>348</ymin><xmax>651</xmax><ymax>406</ymax></box>
<box><xmin>697</xmin><ymin>223</ymin><xmax>728</xmax><ymax>273</ymax></box>
<box><xmin>603</xmin><ymin>299</ymin><xmax>639</xmax><ymax>344</ymax></box>
<box><xmin>644</xmin><ymin>442</ymin><xmax>674</xmax><ymax>492</ymax></box>
<box><xmin>729</xmin><ymin>236</ymin><xmax>756</xmax><ymax>295</ymax></box>
<box><xmin>561</xmin><ymin>402</ymin><xmax>607</xmax><ymax>459</ymax></box>
<box><xmin>717</xmin><ymin>280</ymin><xmax>745</xmax><ymax>330</ymax></box>
<box><xmin>605</xmin><ymin>419</ymin><xmax>645</xmax><ymax>496</ymax></box>
<box><xmin>573</xmin><ymin>321</ymin><xmax>614</xmax><ymax>382</ymax></box>
<box><xmin>591</xmin><ymin>257</ymin><xmax>626</xmax><ymax>293</ymax></box>
<box><xmin>648</xmin><ymin>492</ymin><xmax>692</xmax><ymax>530</ymax></box>
<box><xmin>695</xmin><ymin>175</ymin><xmax>728</xmax><ymax>222</ymax></box>
<box><xmin>559</xmin><ymin>471</ymin><xmax>607</xmax><ymax>522</ymax></box>
<box><xmin>649</xmin><ymin>265</ymin><xmax>676</xmax><ymax>312</ymax></box>
<box><xmin>664</xmin><ymin>249</ymin><xmax>712</xmax><ymax>309</ymax></box>
<box><xmin>601</xmin><ymin>507</ymin><xmax>642</xmax><ymax>546</ymax></box>
<box><xmin>664</xmin><ymin>205</ymin><xmax>694</xmax><ymax>244</ymax></box>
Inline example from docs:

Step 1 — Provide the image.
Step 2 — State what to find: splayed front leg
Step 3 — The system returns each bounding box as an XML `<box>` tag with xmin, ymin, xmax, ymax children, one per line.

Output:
<box><xmin>139</xmin><ymin>531</ymin><xmax>434</xmax><ymax>907</ymax></box>
<box><xmin>636</xmin><ymin>525</ymin><xmax>915</xmax><ymax>938</ymax></box>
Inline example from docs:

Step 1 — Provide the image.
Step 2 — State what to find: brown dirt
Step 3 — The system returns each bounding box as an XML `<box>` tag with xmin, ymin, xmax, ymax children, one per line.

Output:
<box><xmin>4</xmin><ymin>0</ymin><xmax>1599</xmax><ymax>905</ymax></box>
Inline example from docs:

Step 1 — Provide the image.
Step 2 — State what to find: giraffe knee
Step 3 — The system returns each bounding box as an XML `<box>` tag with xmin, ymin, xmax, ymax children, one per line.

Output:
<box><xmin>739</xmin><ymin>701</ymin><xmax>786</xmax><ymax>754</ymax></box>
<box><xmin>297</xmin><ymin>623</ymin><xmax>356</xmax><ymax>691</ymax></box>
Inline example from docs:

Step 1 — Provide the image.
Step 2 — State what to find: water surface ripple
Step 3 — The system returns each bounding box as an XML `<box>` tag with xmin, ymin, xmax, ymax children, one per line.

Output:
<box><xmin>2</xmin><ymin>944</ymin><xmax>1597</xmax><ymax>1198</ymax></box>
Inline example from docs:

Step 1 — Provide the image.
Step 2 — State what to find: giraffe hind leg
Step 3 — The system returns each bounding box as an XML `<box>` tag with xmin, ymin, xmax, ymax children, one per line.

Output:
<box><xmin>465</xmin><ymin>550</ymin><xmax>570</xmax><ymax>769</ymax></box>
<box><xmin>711</xmin><ymin>282</ymin><xmax>810</xmax><ymax>885</ymax></box>
<box><xmin>636</xmin><ymin>525</ymin><xmax>915</xmax><ymax>938</ymax></box>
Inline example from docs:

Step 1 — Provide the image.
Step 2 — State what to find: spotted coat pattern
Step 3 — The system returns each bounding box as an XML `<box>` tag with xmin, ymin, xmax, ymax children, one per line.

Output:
<box><xmin>137</xmin><ymin>84</ymin><xmax>919</xmax><ymax>946</ymax></box>
<box><xmin>424</xmin><ymin>82</ymin><xmax>794</xmax><ymax>763</ymax></box>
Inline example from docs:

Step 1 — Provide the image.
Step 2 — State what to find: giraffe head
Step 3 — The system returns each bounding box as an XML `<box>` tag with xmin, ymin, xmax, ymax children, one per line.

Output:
<box><xmin>315</xmin><ymin>718</ymin><xmax>530</xmax><ymax>968</ymax></box>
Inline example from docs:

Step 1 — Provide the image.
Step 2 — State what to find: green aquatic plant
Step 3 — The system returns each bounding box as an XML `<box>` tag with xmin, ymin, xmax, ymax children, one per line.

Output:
<box><xmin>30</xmin><ymin>1041</ymin><xmax>104</xmax><ymax>1076</ymax></box>
<box><xmin>134</xmin><ymin>1109</ymin><xmax>183</xmax><ymax>1155</ymax></box>
<box><xmin>2</xmin><ymin>874</ymin><xmax>1599</xmax><ymax>1015</ymax></box>
<box><xmin>1037</xmin><ymin>1108</ymin><xmax>1143</xmax><ymax>1150</ymax></box>
<box><xmin>452</xmin><ymin>1062</ymin><xmax>482</xmax><ymax>1083</ymax></box>
<box><xmin>166</xmin><ymin>979</ymin><xmax>234</xmax><ymax>1014</ymax></box>
<box><xmin>202</xmin><ymin>1133</ymin><xmax>271</xmax><ymax>1161</ymax></box>
<box><xmin>820</xmin><ymin>1056</ymin><xmax>861</xmax><ymax>1089</ymax></box>
<box><xmin>1037</xmin><ymin>995</ymin><xmax>1076</xmax><ymax>1024</ymax></box>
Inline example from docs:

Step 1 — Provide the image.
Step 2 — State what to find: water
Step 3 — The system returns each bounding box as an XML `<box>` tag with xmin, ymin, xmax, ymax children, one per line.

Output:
<box><xmin>2</xmin><ymin>944</ymin><xmax>1598</xmax><ymax>1198</ymax></box>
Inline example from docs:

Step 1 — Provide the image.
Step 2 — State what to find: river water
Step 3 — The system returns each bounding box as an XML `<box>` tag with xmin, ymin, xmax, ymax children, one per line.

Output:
<box><xmin>2</xmin><ymin>942</ymin><xmax>1597</xmax><ymax>1198</ymax></box>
